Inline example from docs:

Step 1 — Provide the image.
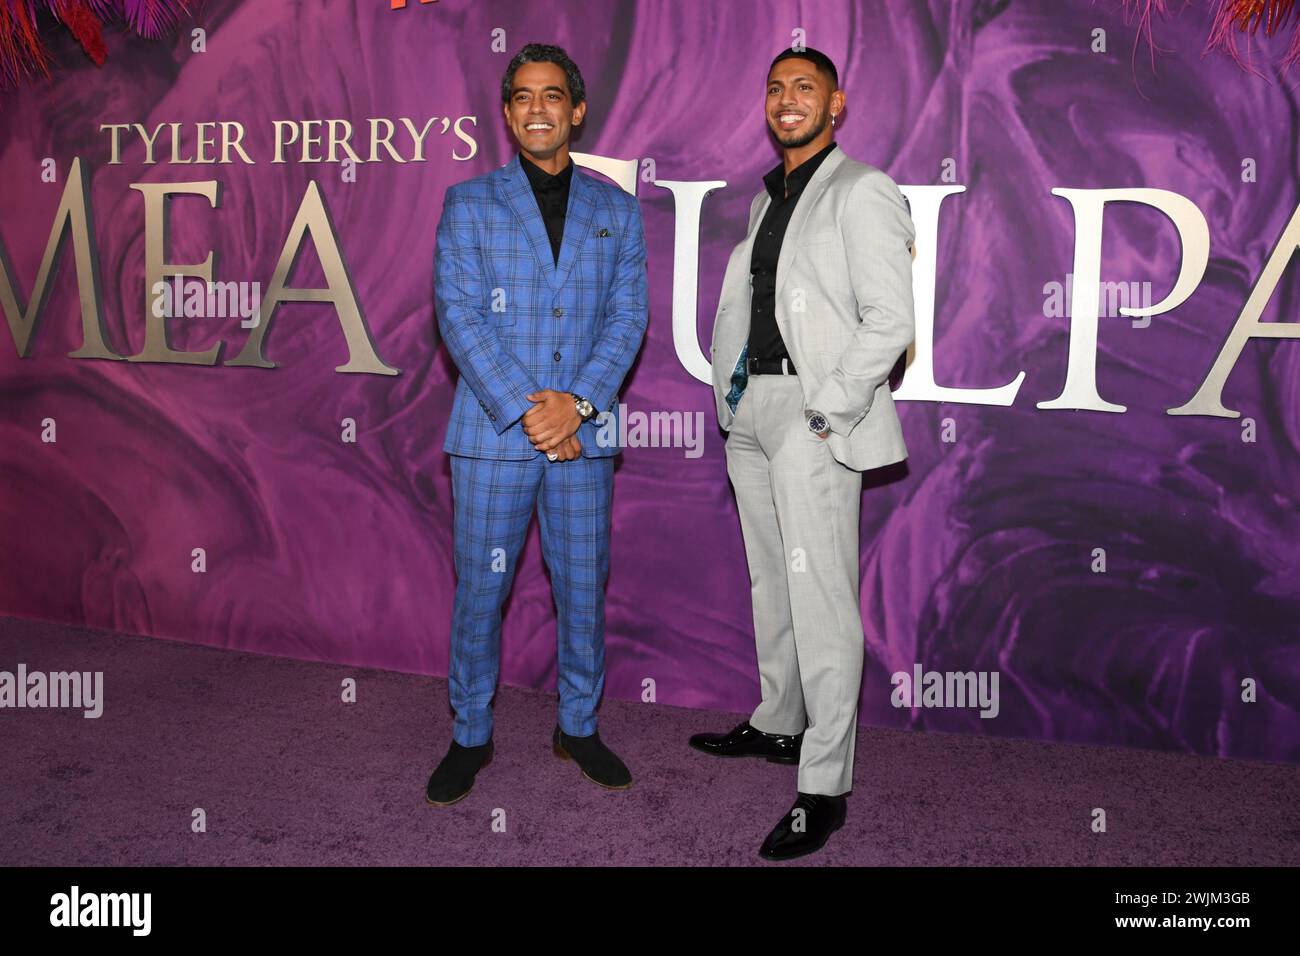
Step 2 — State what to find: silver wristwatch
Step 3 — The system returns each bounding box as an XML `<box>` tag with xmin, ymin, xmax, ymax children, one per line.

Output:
<box><xmin>573</xmin><ymin>394</ymin><xmax>596</xmax><ymax>421</ymax></box>
<box><xmin>806</xmin><ymin>410</ymin><xmax>829</xmax><ymax>436</ymax></box>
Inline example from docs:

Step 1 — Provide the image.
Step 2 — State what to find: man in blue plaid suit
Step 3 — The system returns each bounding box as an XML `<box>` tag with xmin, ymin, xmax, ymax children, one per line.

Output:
<box><xmin>426</xmin><ymin>44</ymin><xmax>648</xmax><ymax>806</ymax></box>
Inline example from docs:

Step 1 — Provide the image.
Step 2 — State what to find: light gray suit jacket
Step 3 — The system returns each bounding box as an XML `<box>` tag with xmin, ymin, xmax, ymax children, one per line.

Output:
<box><xmin>709</xmin><ymin>146</ymin><xmax>917</xmax><ymax>472</ymax></box>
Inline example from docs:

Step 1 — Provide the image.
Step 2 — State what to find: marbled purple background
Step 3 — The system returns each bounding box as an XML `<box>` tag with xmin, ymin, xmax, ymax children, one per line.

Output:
<box><xmin>1</xmin><ymin>0</ymin><xmax>1297</xmax><ymax>762</ymax></box>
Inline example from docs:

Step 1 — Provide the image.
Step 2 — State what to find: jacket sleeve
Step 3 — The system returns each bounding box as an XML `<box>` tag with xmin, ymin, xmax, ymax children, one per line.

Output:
<box><xmin>807</xmin><ymin>170</ymin><xmax>916</xmax><ymax>437</ymax></box>
<box><xmin>568</xmin><ymin>191</ymin><xmax>649</xmax><ymax>416</ymax></box>
<box><xmin>434</xmin><ymin>186</ymin><xmax>544</xmax><ymax>434</ymax></box>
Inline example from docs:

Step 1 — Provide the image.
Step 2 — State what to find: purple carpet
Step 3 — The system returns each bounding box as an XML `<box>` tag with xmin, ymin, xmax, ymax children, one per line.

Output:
<box><xmin>1</xmin><ymin>614</ymin><xmax>1296</xmax><ymax>867</ymax></box>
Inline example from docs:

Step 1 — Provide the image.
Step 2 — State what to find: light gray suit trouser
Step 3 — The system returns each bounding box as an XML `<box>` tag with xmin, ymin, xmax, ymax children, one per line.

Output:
<box><xmin>724</xmin><ymin>373</ymin><xmax>865</xmax><ymax>796</ymax></box>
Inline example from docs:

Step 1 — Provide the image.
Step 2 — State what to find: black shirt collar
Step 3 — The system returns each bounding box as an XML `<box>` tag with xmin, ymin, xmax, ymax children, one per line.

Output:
<box><xmin>763</xmin><ymin>140</ymin><xmax>837</xmax><ymax>200</ymax></box>
<box><xmin>520</xmin><ymin>152</ymin><xmax>574</xmax><ymax>192</ymax></box>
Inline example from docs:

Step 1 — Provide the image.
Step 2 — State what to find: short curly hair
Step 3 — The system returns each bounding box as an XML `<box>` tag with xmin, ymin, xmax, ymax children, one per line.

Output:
<box><xmin>500</xmin><ymin>43</ymin><xmax>587</xmax><ymax>107</ymax></box>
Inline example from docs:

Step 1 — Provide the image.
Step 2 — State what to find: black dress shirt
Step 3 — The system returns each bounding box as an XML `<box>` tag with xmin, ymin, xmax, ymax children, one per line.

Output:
<box><xmin>749</xmin><ymin>141</ymin><xmax>838</xmax><ymax>364</ymax></box>
<box><xmin>520</xmin><ymin>152</ymin><xmax>573</xmax><ymax>264</ymax></box>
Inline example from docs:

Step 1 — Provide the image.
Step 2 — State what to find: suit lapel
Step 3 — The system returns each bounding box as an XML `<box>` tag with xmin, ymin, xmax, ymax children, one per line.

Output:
<box><xmin>775</xmin><ymin>146</ymin><xmax>848</xmax><ymax>301</ymax></box>
<box><xmin>499</xmin><ymin>154</ymin><xmax>561</xmax><ymax>288</ymax></box>
<box><xmin>554</xmin><ymin>169</ymin><xmax>596</xmax><ymax>290</ymax></box>
<box><xmin>714</xmin><ymin>196</ymin><xmax>769</xmax><ymax>393</ymax></box>
<box><xmin>732</xmin><ymin>195</ymin><xmax>767</xmax><ymax>300</ymax></box>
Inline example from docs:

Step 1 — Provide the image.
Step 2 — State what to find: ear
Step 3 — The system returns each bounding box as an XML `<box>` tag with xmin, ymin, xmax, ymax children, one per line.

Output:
<box><xmin>571</xmin><ymin>100</ymin><xmax>588</xmax><ymax>127</ymax></box>
<box><xmin>831</xmin><ymin>89</ymin><xmax>846</xmax><ymax>117</ymax></box>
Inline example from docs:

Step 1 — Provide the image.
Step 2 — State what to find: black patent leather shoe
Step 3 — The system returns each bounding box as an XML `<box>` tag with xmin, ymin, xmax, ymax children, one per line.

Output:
<box><xmin>425</xmin><ymin>739</ymin><xmax>493</xmax><ymax>806</ymax></box>
<box><xmin>758</xmin><ymin>792</ymin><xmax>847</xmax><ymax>861</ymax></box>
<box><xmin>688</xmin><ymin>720</ymin><xmax>802</xmax><ymax>764</ymax></box>
<box><xmin>553</xmin><ymin>725</ymin><xmax>632</xmax><ymax>789</ymax></box>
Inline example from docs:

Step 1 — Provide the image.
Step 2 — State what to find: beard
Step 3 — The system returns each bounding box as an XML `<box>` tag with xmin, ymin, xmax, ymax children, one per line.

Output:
<box><xmin>771</xmin><ymin>111</ymin><xmax>829</xmax><ymax>149</ymax></box>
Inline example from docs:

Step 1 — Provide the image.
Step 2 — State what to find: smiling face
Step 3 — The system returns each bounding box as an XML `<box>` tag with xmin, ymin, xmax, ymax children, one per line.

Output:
<box><xmin>765</xmin><ymin>57</ymin><xmax>844</xmax><ymax>150</ymax></box>
<box><xmin>503</xmin><ymin>60</ymin><xmax>586</xmax><ymax>166</ymax></box>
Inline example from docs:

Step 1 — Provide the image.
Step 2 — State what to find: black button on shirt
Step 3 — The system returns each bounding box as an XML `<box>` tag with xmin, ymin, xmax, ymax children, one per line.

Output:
<box><xmin>749</xmin><ymin>141</ymin><xmax>838</xmax><ymax>364</ymax></box>
<box><xmin>520</xmin><ymin>153</ymin><xmax>573</xmax><ymax>264</ymax></box>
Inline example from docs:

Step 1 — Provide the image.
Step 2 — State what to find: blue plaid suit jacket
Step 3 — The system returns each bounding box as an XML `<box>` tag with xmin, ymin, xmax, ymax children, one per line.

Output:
<box><xmin>436</xmin><ymin>154</ymin><xmax>649</xmax><ymax>459</ymax></box>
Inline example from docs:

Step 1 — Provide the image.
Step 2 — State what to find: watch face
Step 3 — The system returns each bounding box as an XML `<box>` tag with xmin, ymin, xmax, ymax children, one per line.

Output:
<box><xmin>809</xmin><ymin>414</ymin><xmax>828</xmax><ymax>433</ymax></box>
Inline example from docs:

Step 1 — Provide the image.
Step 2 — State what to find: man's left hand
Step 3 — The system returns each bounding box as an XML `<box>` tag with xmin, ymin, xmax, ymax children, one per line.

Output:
<box><xmin>523</xmin><ymin>390</ymin><xmax>582</xmax><ymax>452</ymax></box>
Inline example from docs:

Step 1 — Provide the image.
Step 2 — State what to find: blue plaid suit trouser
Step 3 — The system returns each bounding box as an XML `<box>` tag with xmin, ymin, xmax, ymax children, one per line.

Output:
<box><xmin>448</xmin><ymin>452</ymin><xmax>615</xmax><ymax>746</ymax></box>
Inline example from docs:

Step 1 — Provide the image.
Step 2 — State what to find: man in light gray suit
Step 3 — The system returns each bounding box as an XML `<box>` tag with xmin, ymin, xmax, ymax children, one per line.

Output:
<box><xmin>689</xmin><ymin>46</ymin><xmax>916</xmax><ymax>861</ymax></box>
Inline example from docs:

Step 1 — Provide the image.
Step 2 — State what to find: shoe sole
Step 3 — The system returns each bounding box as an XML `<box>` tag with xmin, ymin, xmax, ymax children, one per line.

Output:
<box><xmin>688</xmin><ymin>742</ymin><xmax>800</xmax><ymax>764</ymax></box>
<box><xmin>758</xmin><ymin>816</ymin><xmax>846</xmax><ymax>862</ymax></box>
<box><xmin>553</xmin><ymin>740</ymin><xmax>633</xmax><ymax>790</ymax></box>
<box><xmin>425</xmin><ymin>750</ymin><xmax>492</xmax><ymax>807</ymax></box>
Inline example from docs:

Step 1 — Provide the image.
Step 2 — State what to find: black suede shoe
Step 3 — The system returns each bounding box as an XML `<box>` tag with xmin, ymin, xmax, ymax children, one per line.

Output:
<box><xmin>425</xmin><ymin>739</ymin><xmax>493</xmax><ymax>806</ymax></box>
<box><xmin>553</xmin><ymin>726</ymin><xmax>632</xmax><ymax>789</ymax></box>
<box><xmin>758</xmin><ymin>792</ymin><xmax>847</xmax><ymax>861</ymax></box>
<box><xmin>689</xmin><ymin>720</ymin><xmax>802</xmax><ymax>764</ymax></box>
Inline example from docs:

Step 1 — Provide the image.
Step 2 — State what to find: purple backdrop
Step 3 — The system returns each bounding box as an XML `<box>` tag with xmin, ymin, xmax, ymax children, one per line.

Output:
<box><xmin>1</xmin><ymin>0</ymin><xmax>1297</xmax><ymax>762</ymax></box>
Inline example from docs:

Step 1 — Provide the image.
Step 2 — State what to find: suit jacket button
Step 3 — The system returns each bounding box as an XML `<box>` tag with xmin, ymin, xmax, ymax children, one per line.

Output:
<box><xmin>553</xmin><ymin>351</ymin><xmax>562</xmax><ymax>361</ymax></box>
<box><xmin>553</xmin><ymin>307</ymin><xmax>564</xmax><ymax>317</ymax></box>
<box><xmin>489</xmin><ymin>413</ymin><xmax>497</xmax><ymax>422</ymax></box>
